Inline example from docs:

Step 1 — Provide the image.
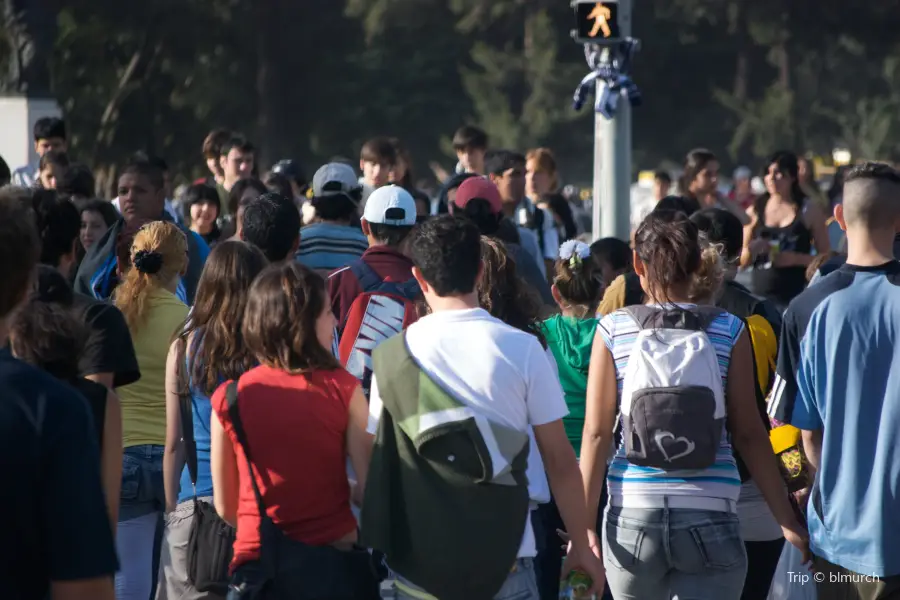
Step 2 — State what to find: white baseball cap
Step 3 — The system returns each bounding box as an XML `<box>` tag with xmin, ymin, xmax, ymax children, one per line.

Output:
<box><xmin>312</xmin><ymin>163</ymin><xmax>360</xmax><ymax>198</ymax></box>
<box><xmin>362</xmin><ymin>185</ymin><xmax>417</xmax><ymax>226</ymax></box>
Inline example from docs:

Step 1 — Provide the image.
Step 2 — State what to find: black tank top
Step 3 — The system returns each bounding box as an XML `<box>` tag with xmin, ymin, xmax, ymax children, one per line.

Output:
<box><xmin>751</xmin><ymin>195</ymin><xmax>813</xmax><ymax>308</ymax></box>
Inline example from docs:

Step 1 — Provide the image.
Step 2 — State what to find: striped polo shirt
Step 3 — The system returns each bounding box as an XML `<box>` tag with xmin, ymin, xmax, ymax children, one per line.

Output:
<box><xmin>296</xmin><ymin>222</ymin><xmax>369</xmax><ymax>272</ymax></box>
<box><xmin>598</xmin><ymin>304</ymin><xmax>744</xmax><ymax>502</ymax></box>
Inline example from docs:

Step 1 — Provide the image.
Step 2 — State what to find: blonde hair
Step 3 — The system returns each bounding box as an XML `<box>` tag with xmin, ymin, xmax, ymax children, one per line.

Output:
<box><xmin>526</xmin><ymin>148</ymin><xmax>559</xmax><ymax>192</ymax></box>
<box><xmin>114</xmin><ymin>221</ymin><xmax>188</xmax><ymax>331</ymax></box>
<box><xmin>688</xmin><ymin>236</ymin><xmax>725</xmax><ymax>303</ymax></box>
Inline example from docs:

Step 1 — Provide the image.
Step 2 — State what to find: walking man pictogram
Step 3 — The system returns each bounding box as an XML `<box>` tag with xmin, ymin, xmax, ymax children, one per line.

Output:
<box><xmin>587</xmin><ymin>2</ymin><xmax>612</xmax><ymax>38</ymax></box>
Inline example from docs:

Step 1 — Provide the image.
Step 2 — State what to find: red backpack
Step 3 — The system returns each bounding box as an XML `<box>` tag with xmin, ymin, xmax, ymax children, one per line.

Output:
<box><xmin>337</xmin><ymin>260</ymin><xmax>420</xmax><ymax>398</ymax></box>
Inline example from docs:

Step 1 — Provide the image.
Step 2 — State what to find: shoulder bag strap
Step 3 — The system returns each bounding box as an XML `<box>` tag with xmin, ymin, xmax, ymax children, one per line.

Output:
<box><xmin>349</xmin><ymin>259</ymin><xmax>382</xmax><ymax>293</ymax></box>
<box><xmin>176</xmin><ymin>337</ymin><xmax>199</xmax><ymax>489</ymax></box>
<box><xmin>225</xmin><ymin>381</ymin><xmax>268</xmax><ymax>517</ymax></box>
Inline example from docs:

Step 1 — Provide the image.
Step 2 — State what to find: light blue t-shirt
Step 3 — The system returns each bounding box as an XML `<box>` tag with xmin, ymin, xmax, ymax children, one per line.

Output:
<box><xmin>792</xmin><ymin>262</ymin><xmax>900</xmax><ymax>577</ymax></box>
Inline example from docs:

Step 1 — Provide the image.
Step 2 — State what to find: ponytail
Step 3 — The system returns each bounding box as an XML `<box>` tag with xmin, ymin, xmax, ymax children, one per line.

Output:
<box><xmin>687</xmin><ymin>237</ymin><xmax>725</xmax><ymax>303</ymax></box>
<box><xmin>113</xmin><ymin>221</ymin><xmax>188</xmax><ymax>331</ymax></box>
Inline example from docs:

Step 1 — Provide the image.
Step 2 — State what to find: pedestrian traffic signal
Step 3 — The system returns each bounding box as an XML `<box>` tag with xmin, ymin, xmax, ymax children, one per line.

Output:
<box><xmin>572</xmin><ymin>0</ymin><xmax>621</xmax><ymax>44</ymax></box>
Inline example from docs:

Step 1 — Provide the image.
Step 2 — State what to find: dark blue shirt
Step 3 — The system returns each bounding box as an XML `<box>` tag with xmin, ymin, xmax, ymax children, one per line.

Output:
<box><xmin>0</xmin><ymin>350</ymin><xmax>118</xmax><ymax>598</ymax></box>
<box><xmin>771</xmin><ymin>262</ymin><xmax>900</xmax><ymax>577</ymax></box>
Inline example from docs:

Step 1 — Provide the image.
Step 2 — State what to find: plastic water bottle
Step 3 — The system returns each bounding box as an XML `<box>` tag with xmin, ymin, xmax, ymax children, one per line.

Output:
<box><xmin>559</xmin><ymin>569</ymin><xmax>597</xmax><ymax>600</ymax></box>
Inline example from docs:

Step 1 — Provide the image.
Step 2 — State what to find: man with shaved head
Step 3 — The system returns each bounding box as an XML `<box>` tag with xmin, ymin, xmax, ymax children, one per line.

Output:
<box><xmin>770</xmin><ymin>161</ymin><xmax>900</xmax><ymax>598</ymax></box>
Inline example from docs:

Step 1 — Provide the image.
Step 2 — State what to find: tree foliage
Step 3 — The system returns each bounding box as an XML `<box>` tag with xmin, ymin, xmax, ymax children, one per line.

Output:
<box><xmin>2</xmin><ymin>0</ymin><xmax>900</xmax><ymax>190</ymax></box>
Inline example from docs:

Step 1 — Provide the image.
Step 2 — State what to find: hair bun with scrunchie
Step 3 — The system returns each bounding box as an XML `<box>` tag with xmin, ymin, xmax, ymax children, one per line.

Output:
<box><xmin>133</xmin><ymin>250</ymin><xmax>164</xmax><ymax>275</ymax></box>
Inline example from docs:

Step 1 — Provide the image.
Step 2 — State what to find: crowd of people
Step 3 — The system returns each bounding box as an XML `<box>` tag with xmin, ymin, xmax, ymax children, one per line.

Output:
<box><xmin>1</xmin><ymin>115</ymin><xmax>898</xmax><ymax>600</ymax></box>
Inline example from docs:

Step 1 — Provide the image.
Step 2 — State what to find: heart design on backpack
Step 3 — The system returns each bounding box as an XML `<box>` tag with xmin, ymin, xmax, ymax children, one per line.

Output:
<box><xmin>654</xmin><ymin>431</ymin><xmax>696</xmax><ymax>463</ymax></box>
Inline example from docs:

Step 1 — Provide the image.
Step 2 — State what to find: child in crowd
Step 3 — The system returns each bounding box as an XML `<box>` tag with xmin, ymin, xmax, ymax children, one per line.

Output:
<box><xmin>359</xmin><ymin>137</ymin><xmax>397</xmax><ymax>207</ymax></box>
<box><xmin>535</xmin><ymin>239</ymin><xmax>607</xmax><ymax>599</ymax></box>
<box><xmin>39</xmin><ymin>149</ymin><xmax>69</xmax><ymax>190</ymax></box>
<box><xmin>452</xmin><ymin>125</ymin><xmax>488</xmax><ymax>175</ymax></box>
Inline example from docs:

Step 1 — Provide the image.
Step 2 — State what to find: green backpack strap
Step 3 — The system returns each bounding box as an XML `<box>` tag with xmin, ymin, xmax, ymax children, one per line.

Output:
<box><xmin>371</xmin><ymin>332</ymin><xmax>420</xmax><ymax>420</ymax></box>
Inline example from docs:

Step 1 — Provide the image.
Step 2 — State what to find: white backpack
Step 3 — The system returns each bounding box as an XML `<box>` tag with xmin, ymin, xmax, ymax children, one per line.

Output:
<box><xmin>620</xmin><ymin>305</ymin><xmax>726</xmax><ymax>470</ymax></box>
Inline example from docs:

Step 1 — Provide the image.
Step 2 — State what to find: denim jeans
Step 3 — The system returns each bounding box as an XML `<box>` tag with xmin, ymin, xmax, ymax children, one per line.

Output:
<box><xmin>117</xmin><ymin>444</ymin><xmax>166</xmax><ymax>600</ymax></box>
<box><xmin>393</xmin><ymin>559</ymin><xmax>539</xmax><ymax>600</ymax></box>
<box><xmin>603</xmin><ymin>505</ymin><xmax>748</xmax><ymax>600</ymax></box>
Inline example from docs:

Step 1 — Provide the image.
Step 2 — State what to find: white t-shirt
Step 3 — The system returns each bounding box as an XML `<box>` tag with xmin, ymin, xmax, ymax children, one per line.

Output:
<box><xmin>367</xmin><ymin>308</ymin><xmax>568</xmax><ymax>558</ymax></box>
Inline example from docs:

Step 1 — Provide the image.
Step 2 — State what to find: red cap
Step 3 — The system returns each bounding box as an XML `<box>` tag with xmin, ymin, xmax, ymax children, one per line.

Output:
<box><xmin>454</xmin><ymin>177</ymin><xmax>503</xmax><ymax>215</ymax></box>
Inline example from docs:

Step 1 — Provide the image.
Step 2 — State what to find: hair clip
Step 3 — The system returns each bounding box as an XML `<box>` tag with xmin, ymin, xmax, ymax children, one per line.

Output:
<box><xmin>559</xmin><ymin>239</ymin><xmax>591</xmax><ymax>269</ymax></box>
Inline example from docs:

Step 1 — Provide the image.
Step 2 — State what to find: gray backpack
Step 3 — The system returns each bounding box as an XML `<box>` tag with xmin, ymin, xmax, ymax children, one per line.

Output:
<box><xmin>620</xmin><ymin>305</ymin><xmax>726</xmax><ymax>470</ymax></box>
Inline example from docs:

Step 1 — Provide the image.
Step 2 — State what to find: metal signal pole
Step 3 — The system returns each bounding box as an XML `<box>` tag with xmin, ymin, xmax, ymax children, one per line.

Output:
<box><xmin>592</xmin><ymin>0</ymin><xmax>632</xmax><ymax>241</ymax></box>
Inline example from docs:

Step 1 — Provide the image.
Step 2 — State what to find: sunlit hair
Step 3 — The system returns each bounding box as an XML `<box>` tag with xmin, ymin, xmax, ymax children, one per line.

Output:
<box><xmin>634</xmin><ymin>209</ymin><xmax>723</xmax><ymax>304</ymax></box>
<box><xmin>478</xmin><ymin>236</ymin><xmax>545</xmax><ymax>345</ymax></box>
<box><xmin>113</xmin><ymin>220</ymin><xmax>188</xmax><ymax>331</ymax></box>
<box><xmin>526</xmin><ymin>147</ymin><xmax>559</xmax><ymax>192</ymax></box>
<box><xmin>178</xmin><ymin>241</ymin><xmax>268</xmax><ymax>396</ymax></box>
<box><xmin>688</xmin><ymin>237</ymin><xmax>725</xmax><ymax>303</ymax></box>
<box><xmin>242</xmin><ymin>261</ymin><xmax>340</xmax><ymax>374</ymax></box>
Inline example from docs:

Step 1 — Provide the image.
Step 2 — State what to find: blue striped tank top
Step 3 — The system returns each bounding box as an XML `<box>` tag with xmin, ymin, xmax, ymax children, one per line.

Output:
<box><xmin>598</xmin><ymin>304</ymin><xmax>744</xmax><ymax>502</ymax></box>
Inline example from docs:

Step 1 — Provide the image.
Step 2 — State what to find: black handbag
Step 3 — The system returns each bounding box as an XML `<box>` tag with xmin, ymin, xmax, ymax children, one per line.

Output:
<box><xmin>225</xmin><ymin>381</ymin><xmax>384</xmax><ymax>600</ymax></box>
<box><xmin>176</xmin><ymin>339</ymin><xmax>236</xmax><ymax>595</ymax></box>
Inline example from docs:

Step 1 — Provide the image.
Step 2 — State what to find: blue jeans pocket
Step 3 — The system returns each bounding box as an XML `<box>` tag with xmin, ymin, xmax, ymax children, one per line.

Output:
<box><xmin>120</xmin><ymin>446</ymin><xmax>165</xmax><ymax>506</ymax></box>
<box><xmin>120</xmin><ymin>453</ymin><xmax>143</xmax><ymax>502</ymax></box>
<box><xmin>688</xmin><ymin>520</ymin><xmax>745</xmax><ymax>570</ymax></box>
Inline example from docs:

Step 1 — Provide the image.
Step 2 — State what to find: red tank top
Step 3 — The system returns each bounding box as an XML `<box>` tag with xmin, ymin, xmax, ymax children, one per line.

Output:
<box><xmin>211</xmin><ymin>365</ymin><xmax>360</xmax><ymax>569</ymax></box>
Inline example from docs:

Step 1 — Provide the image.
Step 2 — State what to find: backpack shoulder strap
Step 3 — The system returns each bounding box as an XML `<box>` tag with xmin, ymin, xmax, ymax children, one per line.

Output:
<box><xmin>393</xmin><ymin>278</ymin><xmax>421</xmax><ymax>300</ymax></box>
<box><xmin>689</xmin><ymin>305</ymin><xmax>726</xmax><ymax>331</ymax></box>
<box><xmin>622</xmin><ymin>271</ymin><xmax>646</xmax><ymax>306</ymax></box>
<box><xmin>225</xmin><ymin>381</ymin><xmax>268</xmax><ymax>515</ymax></box>
<box><xmin>625</xmin><ymin>304</ymin><xmax>723</xmax><ymax>332</ymax></box>
<box><xmin>533</xmin><ymin>205</ymin><xmax>545</xmax><ymax>255</ymax></box>
<box><xmin>740</xmin><ymin>316</ymin><xmax>773</xmax><ymax>433</ymax></box>
<box><xmin>175</xmin><ymin>337</ymin><xmax>199</xmax><ymax>489</ymax></box>
<box><xmin>349</xmin><ymin>259</ymin><xmax>382</xmax><ymax>293</ymax></box>
<box><xmin>371</xmin><ymin>332</ymin><xmax>419</xmax><ymax>419</ymax></box>
<box><xmin>623</xmin><ymin>305</ymin><xmax>657</xmax><ymax>330</ymax></box>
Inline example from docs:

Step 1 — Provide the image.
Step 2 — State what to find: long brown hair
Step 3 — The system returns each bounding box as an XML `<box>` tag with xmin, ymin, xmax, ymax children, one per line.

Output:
<box><xmin>680</xmin><ymin>148</ymin><xmax>717</xmax><ymax>199</ymax></box>
<box><xmin>113</xmin><ymin>221</ymin><xmax>188</xmax><ymax>331</ymax></box>
<box><xmin>179</xmin><ymin>241</ymin><xmax>268</xmax><ymax>395</ymax></box>
<box><xmin>478</xmin><ymin>236</ymin><xmax>546</xmax><ymax>346</ymax></box>
<box><xmin>242</xmin><ymin>261</ymin><xmax>340</xmax><ymax>374</ymax></box>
